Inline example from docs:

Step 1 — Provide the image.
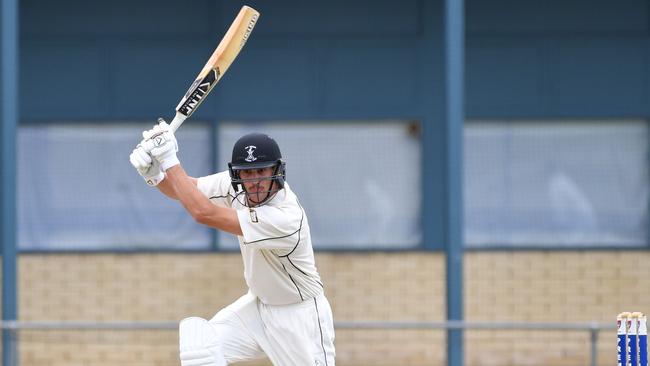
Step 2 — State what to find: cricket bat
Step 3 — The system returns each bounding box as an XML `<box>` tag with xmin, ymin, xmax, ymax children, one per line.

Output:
<box><xmin>168</xmin><ymin>5</ymin><xmax>260</xmax><ymax>132</ymax></box>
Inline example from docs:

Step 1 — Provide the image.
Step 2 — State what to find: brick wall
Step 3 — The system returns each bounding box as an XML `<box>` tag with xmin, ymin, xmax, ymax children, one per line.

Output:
<box><xmin>14</xmin><ymin>251</ymin><xmax>650</xmax><ymax>365</ymax></box>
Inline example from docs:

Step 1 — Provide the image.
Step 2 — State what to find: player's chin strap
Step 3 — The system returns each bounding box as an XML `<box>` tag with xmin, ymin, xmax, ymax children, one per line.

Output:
<box><xmin>246</xmin><ymin>189</ymin><xmax>279</xmax><ymax>208</ymax></box>
<box><xmin>232</xmin><ymin>181</ymin><xmax>280</xmax><ymax>208</ymax></box>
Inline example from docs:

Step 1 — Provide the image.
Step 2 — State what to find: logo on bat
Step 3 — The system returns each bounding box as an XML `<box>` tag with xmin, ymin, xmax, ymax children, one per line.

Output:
<box><xmin>177</xmin><ymin>68</ymin><xmax>221</xmax><ymax>116</ymax></box>
<box><xmin>244</xmin><ymin>145</ymin><xmax>257</xmax><ymax>162</ymax></box>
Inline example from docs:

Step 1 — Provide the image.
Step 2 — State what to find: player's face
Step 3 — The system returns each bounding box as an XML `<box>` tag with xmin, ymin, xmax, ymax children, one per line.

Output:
<box><xmin>239</xmin><ymin>167</ymin><xmax>276</xmax><ymax>205</ymax></box>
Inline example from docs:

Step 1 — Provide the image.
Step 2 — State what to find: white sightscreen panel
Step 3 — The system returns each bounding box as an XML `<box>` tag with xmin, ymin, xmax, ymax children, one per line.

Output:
<box><xmin>217</xmin><ymin>122</ymin><xmax>422</xmax><ymax>249</ymax></box>
<box><xmin>18</xmin><ymin>124</ymin><xmax>212</xmax><ymax>250</ymax></box>
<box><xmin>464</xmin><ymin>120</ymin><xmax>648</xmax><ymax>247</ymax></box>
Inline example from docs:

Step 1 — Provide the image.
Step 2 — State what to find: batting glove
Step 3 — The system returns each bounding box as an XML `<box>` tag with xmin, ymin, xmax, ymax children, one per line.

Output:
<box><xmin>129</xmin><ymin>145</ymin><xmax>165</xmax><ymax>186</ymax></box>
<box><xmin>143</xmin><ymin>118</ymin><xmax>180</xmax><ymax>171</ymax></box>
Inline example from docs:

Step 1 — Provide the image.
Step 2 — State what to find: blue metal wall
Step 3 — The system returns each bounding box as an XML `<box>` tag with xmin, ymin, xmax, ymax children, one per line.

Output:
<box><xmin>20</xmin><ymin>0</ymin><xmax>425</xmax><ymax>121</ymax></box>
<box><xmin>466</xmin><ymin>0</ymin><xmax>649</xmax><ymax>118</ymax></box>
<box><xmin>20</xmin><ymin>0</ymin><xmax>650</xmax><ymax>121</ymax></box>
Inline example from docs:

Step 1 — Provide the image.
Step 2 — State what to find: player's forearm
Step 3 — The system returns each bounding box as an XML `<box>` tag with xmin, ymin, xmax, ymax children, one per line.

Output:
<box><xmin>156</xmin><ymin>175</ymin><xmax>197</xmax><ymax>200</ymax></box>
<box><xmin>156</xmin><ymin>177</ymin><xmax>178</xmax><ymax>199</ymax></box>
<box><xmin>165</xmin><ymin>165</ymin><xmax>214</xmax><ymax>212</ymax></box>
<box><xmin>165</xmin><ymin>165</ymin><xmax>243</xmax><ymax>236</ymax></box>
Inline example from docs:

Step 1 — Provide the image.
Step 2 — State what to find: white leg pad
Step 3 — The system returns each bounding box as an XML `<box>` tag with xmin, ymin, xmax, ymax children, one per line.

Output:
<box><xmin>180</xmin><ymin>349</ymin><xmax>216</xmax><ymax>366</ymax></box>
<box><xmin>179</xmin><ymin>317</ymin><xmax>227</xmax><ymax>366</ymax></box>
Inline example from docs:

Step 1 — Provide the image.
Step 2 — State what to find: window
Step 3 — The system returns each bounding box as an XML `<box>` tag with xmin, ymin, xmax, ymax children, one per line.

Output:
<box><xmin>464</xmin><ymin>120</ymin><xmax>648</xmax><ymax>248</ymax></box>
<box><xmin>18</xmin><ymin>123</ymin><xmax>212</xmax><ymax>250</ymax></box>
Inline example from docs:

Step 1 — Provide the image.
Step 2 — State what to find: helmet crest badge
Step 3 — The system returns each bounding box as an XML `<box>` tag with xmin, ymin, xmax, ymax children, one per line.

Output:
<box><xmin>244</xmin><ymin>145</ymin><xmax>257</xmax><ymax>162</ymax></box>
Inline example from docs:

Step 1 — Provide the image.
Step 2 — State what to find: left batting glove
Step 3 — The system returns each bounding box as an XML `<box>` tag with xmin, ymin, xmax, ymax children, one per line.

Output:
<box><xmin>143</xmin><ymin>118</ymin><xmax>180</xmax><ymax>171</ymax></box>
<box><xmin>129</xmin><ymin>145</ymin><xmax>165</xmax><ymax>186</ymax></box>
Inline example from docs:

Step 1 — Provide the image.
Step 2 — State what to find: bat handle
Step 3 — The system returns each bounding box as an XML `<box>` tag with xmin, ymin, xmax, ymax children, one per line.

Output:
<box><xmin>169</xmin><ymin>113</ymin><xmax>187</xmax><ymax>132</ymax></box>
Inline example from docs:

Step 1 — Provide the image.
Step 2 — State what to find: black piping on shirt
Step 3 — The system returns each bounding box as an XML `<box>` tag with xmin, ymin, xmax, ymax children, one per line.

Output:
<box><xmin>243</xmin><ymin>196</ymin><xmax>305</xmax><ymax>246</ymax></box>
<box><xmin>314</xmin><ymin>297</ymin><xmax>329</xmax><ymax>366</ymax></box>
<box><xmin>242</xmin><ymin>227</ymin><xmax>301</xmax><ymax>245</ymax></box>
<box><xmin>278</xmin><ymin>197</ymin><xmax>305</xmax><ymax>257</ymax></box>
<box><xmin>278</xmin><ymin>198</ymin><xmax>323</xmax><ymax>290</ymax></box>
<box><xmin>208</xmin><ymin>194</ymin><xmax>231</xmax><ymax>200</ymax></box>
<box><xmin>208</xmin><ymin>191</ymin><xmax>238</xmax><ymax>204</ymax></box>
<box><xmin>281</xmin><ymin>263</ymin><xmax>304</xmax><ymax>301</ymax></box>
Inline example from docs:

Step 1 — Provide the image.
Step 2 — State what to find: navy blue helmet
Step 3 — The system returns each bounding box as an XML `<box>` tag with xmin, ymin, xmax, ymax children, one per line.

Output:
<box><xmin>228</xmin><ymin>133</ymin><xmax>286</xmax><ymax>205</ymax></box>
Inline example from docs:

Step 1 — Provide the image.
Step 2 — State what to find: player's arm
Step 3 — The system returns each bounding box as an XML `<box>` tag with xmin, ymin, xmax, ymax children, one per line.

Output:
<box><xmin>156</xmin><ymin>175</ymin><xmax>198</xmax><ymax>200</ymax></box>
<box><xmin>142</xmin><ymin>120</ymin><xmax>242</xmax><ymax>236</ymax></box>
<box><xmin>164</xmin><ymin>165</ymin><xmax>243</xmax><ymax>236</ymax></box>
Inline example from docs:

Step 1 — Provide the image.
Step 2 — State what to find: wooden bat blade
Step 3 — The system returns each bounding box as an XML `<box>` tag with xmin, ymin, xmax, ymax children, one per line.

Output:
<box><xmin>170</xmin><ymin>5</ymin><xmax>259</xmax><ymax>131</ymax></box>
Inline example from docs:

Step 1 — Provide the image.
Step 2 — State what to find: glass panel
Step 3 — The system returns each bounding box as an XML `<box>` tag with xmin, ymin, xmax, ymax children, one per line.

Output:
<box><xmin>217</xmin><ymin>121</ymin><xmax>422</xmax><ymax>249</ymax></box>
<box><xmin>464</xmin><ymin>120</ymin><xmax>648</xmax><ymax>247</ymax></box>
<box><xmin>18</xmin><ymin>123</ymin><xmax>212</xmax><ymax>250</ymax></box>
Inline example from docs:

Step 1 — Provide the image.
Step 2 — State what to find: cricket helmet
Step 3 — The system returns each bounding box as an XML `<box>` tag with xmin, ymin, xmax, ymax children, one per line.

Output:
<box><xmin>228</xmin><ymin>133</ymin><xmax>286</xmax><ymax>205</ymax></box>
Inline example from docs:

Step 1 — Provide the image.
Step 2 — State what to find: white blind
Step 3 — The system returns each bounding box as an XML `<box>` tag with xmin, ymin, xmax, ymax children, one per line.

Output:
<box><xmin>18</xmin><ymin>123</ymin><xmax>212</xmax><ymax>250</ymax></box>
<box><xmin>464</xmin><ymin>120</ymin><xmax>648</xmax><ymax>247</ymax></box>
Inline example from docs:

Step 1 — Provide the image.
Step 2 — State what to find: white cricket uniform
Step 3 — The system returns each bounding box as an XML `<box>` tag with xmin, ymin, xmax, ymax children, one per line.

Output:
<box><xmin>190</xmin><ymin>171</ymin><xmax>335</xmax><ymax>366</ymax></box>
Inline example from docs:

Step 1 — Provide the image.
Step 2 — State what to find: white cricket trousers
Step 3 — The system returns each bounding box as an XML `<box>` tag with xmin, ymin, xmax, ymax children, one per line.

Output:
<box><xmin>184</xmin><ymin>292</ymin><xmax>335</xmax><ymax>366</ymax></box>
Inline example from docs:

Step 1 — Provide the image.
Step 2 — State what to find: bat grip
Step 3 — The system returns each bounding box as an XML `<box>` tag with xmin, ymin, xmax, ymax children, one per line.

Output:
<box><xmin>169</xmin><ymin>113</ymin><xmax>187</xmax><ymax>132</ymax></box>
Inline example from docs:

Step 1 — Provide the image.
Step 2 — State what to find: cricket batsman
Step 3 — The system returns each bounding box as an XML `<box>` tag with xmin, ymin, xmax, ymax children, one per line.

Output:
<box><xmin>129</xmin><ymin>120</ymin><xmax>336</xmax><ymax>365</ymax></box>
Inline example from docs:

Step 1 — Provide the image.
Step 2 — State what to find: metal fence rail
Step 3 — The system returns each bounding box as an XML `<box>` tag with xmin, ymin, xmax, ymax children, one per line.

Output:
<box><xmin>338</xmin><ymin>320</ymin><xmax>616</xmax><ymax>366</ymax></box>
<box><xmin>0</xmin><ymin>320</ymin><xmax>616</xmax><ymax>366</ymax></box>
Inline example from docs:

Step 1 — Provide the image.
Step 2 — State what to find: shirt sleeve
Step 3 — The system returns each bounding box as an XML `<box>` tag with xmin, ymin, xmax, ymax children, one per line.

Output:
<box><xmin>196</xmin><ymin>170</ymin><xmax>235</xmax><ymax>208</ymax></box>
<box><xmin>237</xmin><ymin>201</ymin><xmax>304</xmax><ymax>251</ymax></box>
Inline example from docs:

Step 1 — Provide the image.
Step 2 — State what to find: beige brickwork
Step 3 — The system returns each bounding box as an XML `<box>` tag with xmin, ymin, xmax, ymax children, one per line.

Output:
<box><xmin>11</xmin><ymin>251</ymin><xmax>650</xmax><ymax>365</ymax></box>
<box><xmin>465</xmin><ymin>251</ymin><xmax>650</xmax><ymax>366</ymax></box>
